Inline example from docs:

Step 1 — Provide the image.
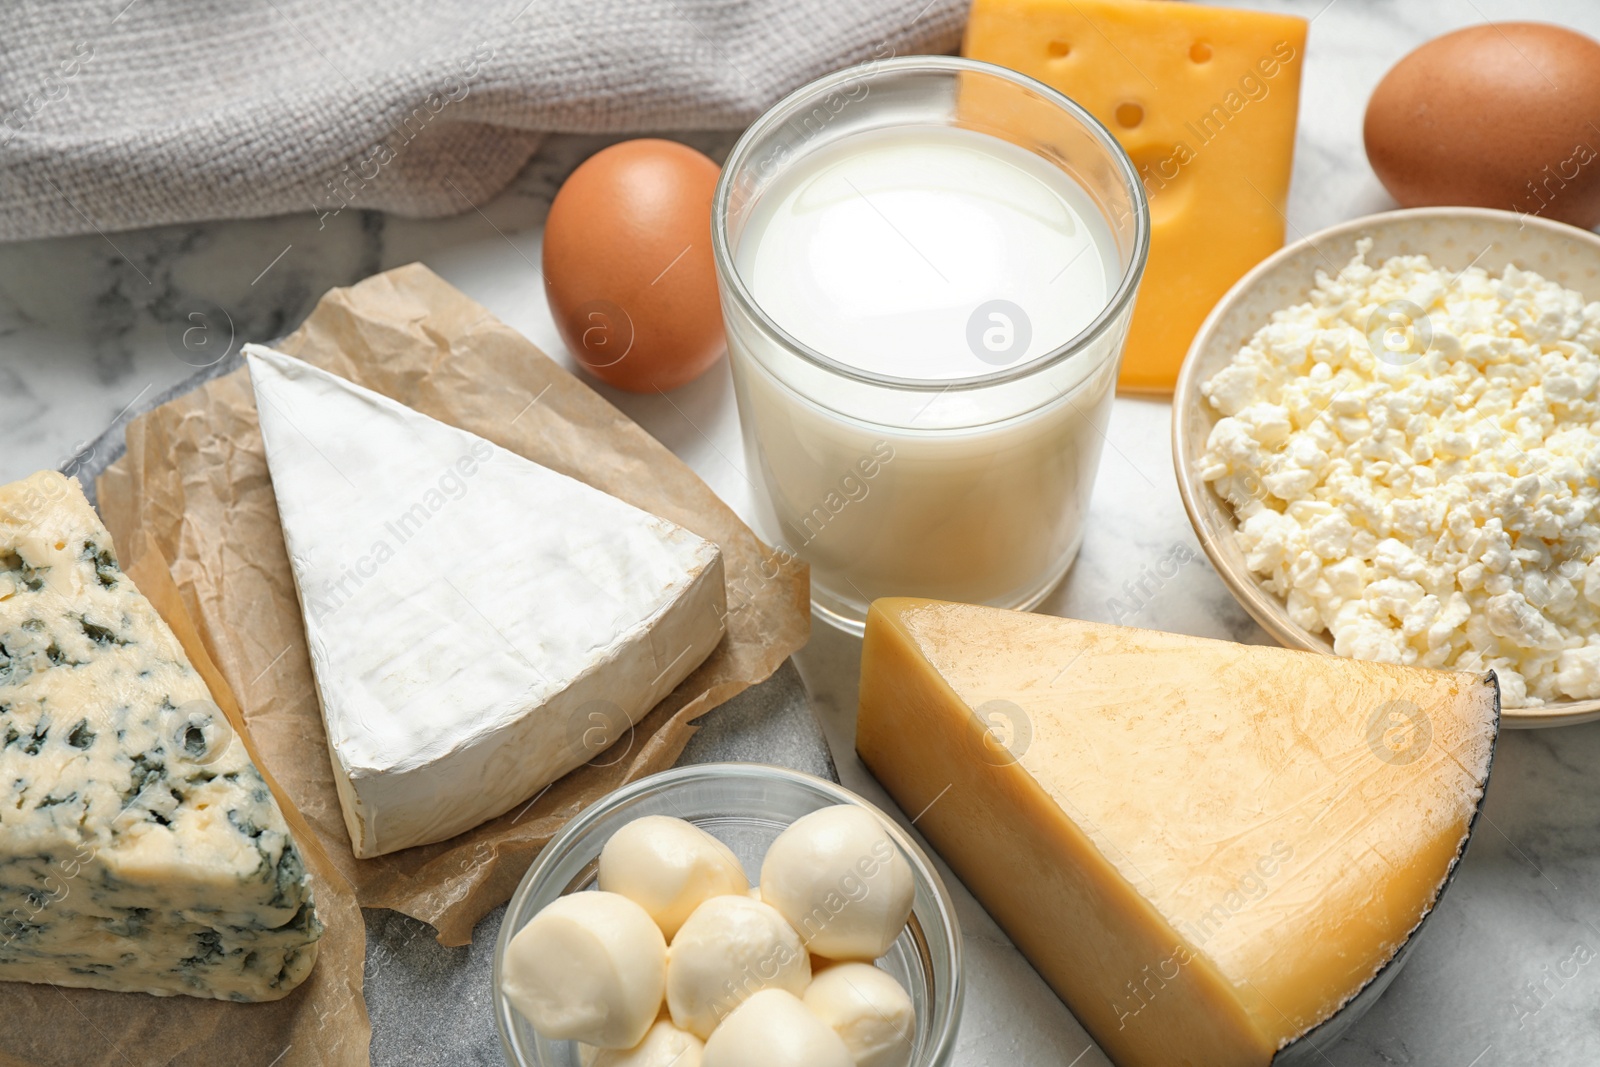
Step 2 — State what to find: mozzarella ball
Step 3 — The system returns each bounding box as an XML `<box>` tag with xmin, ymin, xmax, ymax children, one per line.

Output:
<box><xmin>584</xmin><ymin>1016</ymin><xmax>704</xmax><ymax>1067</ymax></box>
<box><xmin>501</xmin><ymin>891</ymin><xmax>666</xmax><ymax>1049</ymax></box>
<box><xmin>804</xmin><ymin>963</ymin><xmax>916</xmax><ymax>1067</ymax></box>
<box><xmin>759</xmin><ymin>805</ymin><xmax>915</xmax><ymax>960</ymax></box>
<box><xmin>701</xmin><ymin>989</ymin><xmax>854</xmax><ymax>1067</ymax></box>
<box><xmin>666</xmin><ymin>894</ymin><xmax>811</xmax><ymax>1039</ymax></box>
<box><xmin>599</xmin><ymin>815</ymin><xmax>750</xmax><ymax>939</ymax></box>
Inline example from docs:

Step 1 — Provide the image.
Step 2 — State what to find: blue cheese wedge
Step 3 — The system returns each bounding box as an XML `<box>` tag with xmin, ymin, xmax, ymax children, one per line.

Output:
<box><xmin>245</xmin><ymin>346</ymin><xmax>727</xmax><ymax>857</ymax></box>
<box><xmin>0</xmin><ymin>471</ymin><xmax>321</xmax><ymax>1000</ymax></box>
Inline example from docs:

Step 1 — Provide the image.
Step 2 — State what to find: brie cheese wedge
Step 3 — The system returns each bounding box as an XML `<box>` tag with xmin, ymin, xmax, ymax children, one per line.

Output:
<box><xmin>245</xmin><ymin>346</ymin><xmax>726</xmax><ymax>857</ymax></box>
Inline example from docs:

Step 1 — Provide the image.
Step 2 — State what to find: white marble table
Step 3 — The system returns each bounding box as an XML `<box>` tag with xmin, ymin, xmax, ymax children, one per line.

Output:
<box><xmin>5</xmin><ymin>1</ymin><xmax>1600</xmax><ymax>1063</ymax></box>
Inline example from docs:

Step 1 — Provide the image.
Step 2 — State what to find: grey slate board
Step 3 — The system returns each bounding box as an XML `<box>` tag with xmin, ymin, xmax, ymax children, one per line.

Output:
<box><xmin>70</xmin><ymin>360</ymin><xmax>837</xmax><ymax>1066</ymax></box>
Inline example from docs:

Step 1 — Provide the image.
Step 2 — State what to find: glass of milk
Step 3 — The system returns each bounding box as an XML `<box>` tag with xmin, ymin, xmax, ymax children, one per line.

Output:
<box><xmin>712</xmin><ymin>56</ymin><xmax>1149</xmax><ymax>635</ymax></box>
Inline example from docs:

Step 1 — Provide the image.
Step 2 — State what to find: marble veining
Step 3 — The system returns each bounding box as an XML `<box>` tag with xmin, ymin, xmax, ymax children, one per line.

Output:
<box><xmin>3</xmin><ymin>1</ymin><xmax>1600</xmax><ymax>1063</ymax></box>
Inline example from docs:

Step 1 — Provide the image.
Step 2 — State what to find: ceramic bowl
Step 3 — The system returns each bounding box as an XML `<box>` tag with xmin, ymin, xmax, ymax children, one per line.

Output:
<box><xmin>1173</xmin><ymin>207</ymin><xmax>1600</xmax><ymax>728</ymax></box>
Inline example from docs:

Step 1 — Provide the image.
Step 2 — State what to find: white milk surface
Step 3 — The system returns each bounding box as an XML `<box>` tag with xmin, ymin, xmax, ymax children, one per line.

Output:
<box><xmin>737</xmin><ymin>124</ymin><xmax>1116</xmax><ymax>381</ymax></box>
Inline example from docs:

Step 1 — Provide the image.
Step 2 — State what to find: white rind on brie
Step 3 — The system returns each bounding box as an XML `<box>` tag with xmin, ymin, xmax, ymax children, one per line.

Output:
<box><xmin>245</xmin><ymin>346</ymin><xmax>727</xmax><ymax>857</ymax></box>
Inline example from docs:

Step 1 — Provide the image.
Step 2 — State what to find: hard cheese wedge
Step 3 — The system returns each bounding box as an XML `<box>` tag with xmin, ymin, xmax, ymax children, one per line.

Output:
<box><xmin>963</xmin><ymin>0</ymin><xmax>1307</xmax><ymax>393</ymax></box>
<box><xmin>857</xmin><ymin>599</ymin><xmax>1497</xmax><ymax>1067</ymax></box>
<box><xmin>0</xmin><ymin>471</ymin><xmax>321</xmax><ymax>1000</ymax></box>
<box><xmin>246</xmin><ymin>346</ymin><xmax>727</xmax><ymax>857</ymax></box>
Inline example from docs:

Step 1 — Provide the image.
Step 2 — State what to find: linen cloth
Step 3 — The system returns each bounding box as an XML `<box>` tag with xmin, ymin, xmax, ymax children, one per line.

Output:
<box><xmin>0</xmin><ymin>0</ymin><xmax>967</xmax><ymax>241</ymax></box>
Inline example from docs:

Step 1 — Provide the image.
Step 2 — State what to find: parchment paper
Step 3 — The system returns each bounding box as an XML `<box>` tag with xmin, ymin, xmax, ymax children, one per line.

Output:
<box><xmin>0</xmin><ymin>533</ymin><xmax>370</xmax><ymax>1067</ymax></box>
<box><xmin>95</xmin><ymin>263</ymin><xmax>810</xmax><ymax>947</ymax></box>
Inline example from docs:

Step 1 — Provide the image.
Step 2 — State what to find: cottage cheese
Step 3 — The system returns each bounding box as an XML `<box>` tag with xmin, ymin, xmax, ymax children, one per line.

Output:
<box><xmin>1199</xmin><ymin>240</ymin><xmax>1600</xmax><ymax>707</ymax></box>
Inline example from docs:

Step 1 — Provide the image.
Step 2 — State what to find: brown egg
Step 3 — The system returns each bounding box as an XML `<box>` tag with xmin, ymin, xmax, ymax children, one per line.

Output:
<box><xmin>543</xmin><ymin>139</ymin><xmax>726</xmax><ymax>392</ymax></box>
<box><xmin>1364</xmin><ymin>22</ymin><xmax>1600</xmax><ymax>228</ymax></box>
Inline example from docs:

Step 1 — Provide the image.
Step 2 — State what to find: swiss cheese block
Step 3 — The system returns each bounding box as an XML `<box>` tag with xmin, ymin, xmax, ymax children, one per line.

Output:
<box><xmin>856</xmin><ymin>599</ymin><xmax>1497</xmax><ymax>1067</ymax></box>
<box><xmin>246</xmin><ymin>346</ymin><xmax>727</xmax><ymax>857</ymax></box>
<box><xmin>0</xmin><ymin>472</ymin><xmax>321</xmax><ymax>1000</ymax></box>
<box><xmin>963</xmin><ymin>0</ymin><xmax>1307</xmax><ymax>393</ymax></box>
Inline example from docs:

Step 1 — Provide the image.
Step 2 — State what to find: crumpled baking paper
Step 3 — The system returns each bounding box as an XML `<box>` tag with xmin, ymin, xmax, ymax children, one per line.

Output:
<box><xmin>97</xmin><ymin>263</ymin><xmax>809</xmax><ymax>946</ymax></box>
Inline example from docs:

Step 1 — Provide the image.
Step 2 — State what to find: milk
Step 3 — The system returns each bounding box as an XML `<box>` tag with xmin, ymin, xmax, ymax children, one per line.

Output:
<box><xmin>720</xmin><ymin>110</ymin><xmax>1140</xmax><ymax>632</ymax></box>
<box><xmin>738</xmin><ymin>125</ymin><xmax>1116</xmax><ymax>381</ymax></box>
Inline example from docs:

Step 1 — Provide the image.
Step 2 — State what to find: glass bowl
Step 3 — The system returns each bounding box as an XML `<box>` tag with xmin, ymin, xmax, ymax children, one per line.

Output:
<box><xmin>493</xmin><ymin>762</ymin><xmax>964</xmax><ymax>1066</ymax></box>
